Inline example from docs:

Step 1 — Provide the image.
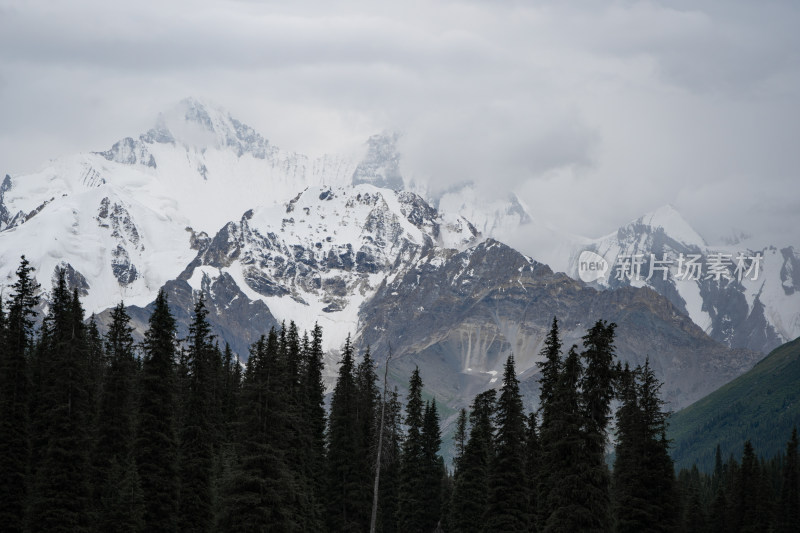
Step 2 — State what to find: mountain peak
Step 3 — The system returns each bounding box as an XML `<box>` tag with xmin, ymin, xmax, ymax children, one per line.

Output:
<box><xmin>351</xmin><ymin>131</ymin><xmax>403</xmax><ymax>190</ymax></box>
<box><xmin>143</xmin><ymin>97</ymin><xmax>274</xmax><ymax>158</ymax></box>
<box><xmin>633</xmin><ymin>204</ymin><xmax>706</xmax><ymax>248</ymax></box>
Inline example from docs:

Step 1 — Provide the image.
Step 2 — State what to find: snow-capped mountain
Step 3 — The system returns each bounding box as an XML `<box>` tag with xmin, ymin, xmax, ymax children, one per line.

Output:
<box><xmin>553</xmin><ymin>205</ymin><xmax>799</xmax><ymax>354</ymax></box>
<box><xmin>179</xmin><ymin>183</ymin><xmax>477</xmax><ymax>353</ymax></box>
<box><xmin>0</xmin><ymin>97</ymin><xmax>773</xmax><ymax>413</ymax></box>
<box><xmin>0</xmin><ymin>98</ymin><xmax>388</xmax><ymax>314</ymax></box>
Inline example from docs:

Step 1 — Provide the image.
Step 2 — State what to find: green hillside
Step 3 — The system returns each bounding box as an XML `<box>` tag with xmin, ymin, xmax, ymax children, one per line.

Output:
<box><xmin>668</xmin><ymin>336</ymin><xmax>800</xmax><ymax>472</ymax></box>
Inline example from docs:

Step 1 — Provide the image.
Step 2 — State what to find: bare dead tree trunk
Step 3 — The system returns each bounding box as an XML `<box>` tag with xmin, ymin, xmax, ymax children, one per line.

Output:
<box><xmin>369</xmin><ymin>345</ymin><xmax>392</xmax><ymax>533</ymax></box>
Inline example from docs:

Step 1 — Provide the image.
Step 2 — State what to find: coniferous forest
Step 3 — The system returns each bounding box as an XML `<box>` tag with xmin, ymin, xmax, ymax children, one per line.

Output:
<box><xmin>0</xmin><ymin>256</ymin><xmax>798</xmax><ymax>532</ymax></box>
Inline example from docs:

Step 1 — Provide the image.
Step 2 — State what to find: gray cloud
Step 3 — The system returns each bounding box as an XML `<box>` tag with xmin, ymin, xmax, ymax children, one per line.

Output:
<box><xmin>0</xmin><ymin>0</ymin><xmax>798</xmax><ymax>248</ymax></box>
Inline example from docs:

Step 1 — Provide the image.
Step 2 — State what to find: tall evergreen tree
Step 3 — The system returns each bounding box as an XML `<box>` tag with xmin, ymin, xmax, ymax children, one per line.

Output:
<box><xmin>219</xmin><ymin>343</ymin><xmax>241</xmax><ymax>444</ymax></box>
<box><xmin>276</xmin><ymin>321</ymin><xmax>320</xmax><ymax>530</ymax></box>
<box><xmin>136</xmin><ymin>289</ymin><xmax>179</xmax><ymax>533</ymax></box>
<box><xmin>178</xmin><ymin>295</ymin><xmax>217</xmax><ymax>533</ymax></box>
<box><xmin>326</xmin><ymin>334</ymin><xmax>365</xmax><ymax>531</ymax></box>
<box><xmin>450</xmin><ymin>390</ymin><xmax>496</xmax><ymax>533</ymax></box>
<box><xmin>302</xmin><ymin>323</ymin><xmax>327</xmax><ymax>527</ymax></box>
<box><xmin>611</xmin><ymin>363</ymin><xmax>647</xmax><ymax>533</ymax></box>
<box><xmin>777</xmin><ymin>427</ymin><xmax>799</xmax><ymax>533</ymax></box>
<box><xmin>578</xmin><ymin>320</ymin><xmax>617</xmax><ymax>532</ymax></box>
<box><xmin>85</xmin><ymin>315</ymin><xmax>105</xmax><ymax>435</ymax></box>
<box><xmin>537</xmin><ymin>317</ymin><xmax>562</xmax><ymax>432</ymax></box>
<box><xmin>94</xmin><ymin>303</ymin><xmax>143</xmax><ymax>532</ymax></box>
<box><xmin>29</xmin><ymin>274</ymin><xmax>92</xmax><ymax>533</ymax></box>
<box><xmin>421</xmin><ymin>399</ymin><xmax>443</xmax><ymax>530</ymax></box>
<box><xmin>524</xmin><ymin>412</ymin><xmax>540</xmax><ymax>532</ymax></box>
<box><xmin>0</xmin><ymin>256</ymin><xmax>39</xmax><ymax>532</ymax></box>
<box><xmin>485</xmin><ymin>355</ymin><xmax>528</xmax><ymax>532</ymax></box>
<box><xmin>378</xmin><ymin>388</ymin><xmax>403</xmax><ymax>533</ymax></box>
<box><xmin>734</xmin><ymin>440</ymin><xmax>773</xmax><ymax>531</ymax></box>
<box><xmin>397</xmin><ymin>366</ymin><xmax>427</xmax><ymax>532</ymax></box>
<box><xmin>453</xmin><ymin>408</ymin><xmax>468</xmax><ymax>475</ymax></box>
<box><xmin>356</xmin><ymin>346</ymin><xmax>381</xmax><ymax>527</ymax></box>
<box><xmin>539</xmin><ymin>345</ymin><xmax>591</xmax><ymax>533</ymax></box>
<box><xmin>220</xmin><ymin>332</ymin><xmax>296</xmax><ymax>531</ymax></box>
<box><xmin>612</xmin><ymin>359</ymin><xmax>678</xmax><ymax>532</ymax></box>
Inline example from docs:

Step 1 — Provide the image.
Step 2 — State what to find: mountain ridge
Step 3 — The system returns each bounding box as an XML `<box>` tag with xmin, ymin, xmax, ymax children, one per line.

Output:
<box><xmin>0</xmin><ymin>97</ymin><xmax>775</xmax><ymax>416</ymax></box>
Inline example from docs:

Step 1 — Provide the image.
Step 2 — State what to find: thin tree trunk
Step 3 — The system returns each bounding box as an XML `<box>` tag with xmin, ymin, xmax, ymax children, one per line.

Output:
<box><xmin>369</xmin><ymin>346</ymin><xmax>392</xmax><ymax>533</ymax></box>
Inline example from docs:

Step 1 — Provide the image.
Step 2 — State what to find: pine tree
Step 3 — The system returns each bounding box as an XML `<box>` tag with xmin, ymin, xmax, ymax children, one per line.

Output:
<box><xmin>397</xmin><ymin>366</ymin><xmax>428</xmax><ymax>532</ymax></box>
<box><xmin>450</xmin><ymin>390</ymin><xmax>496</xmax><ymax>533</ymax></box>
<box><xmin>85</xmin><ymin>315</ymin><xmax>105</xmax><ymax>433</ymax></box>
<box><xmin>537</xmin><ymin>317</ymin><xmax>562</xmax><ymax>432</ymax></box>
<box><xmin>453</xmin><ymin>407</ymin><xmax>468</xmax><ymax>475</ymax></box>
<box><xmin>421</xmin><ymin>399</ymin><xmax>443</xmax><ymax>530</ymax></box>
<box><xmin>611</xmin><ymin>363</ymin><xmax>647</xmax><ymax>533</ymax></box>
<box><xmin>355</xmin><ymin>346</ymin><xmax>381</xmax><ymax>528</ymax></box>
<box><xmin>136</xmin><ymin>289</ymin><xmax>180</xmax><ymax>532</ymax></box>
<box><xmin>94</xmin><ymin>303</ymin><xmax>143</xmax><ymax>532</ymax></box>
<box><xmin>535</xmin><ymin>316</ymin><xmax>562</xmax><ymax>532</ymax></box>
<box><xmin>577</xmin><ymin>320</ymin><xmax>616</xmax><ymax>532</ymax></box>
<box><xmin>29</xmin><ymin>274</ymin><xmax>93</xmax><ymax>532</ymax></box>
<box><xmin>777</xmin><ymin>428</ymin><xmax>799</xmax><ymax>533</ymax></box>
<box><xmin>0</xmin><ymin>256</ymin><xmax>39</xmax><ymax>532</ymax></box>
<box><xmin>439</xmin><ymin>464</ymin><xmax>454</xmax><ymax>533</ymax></box>
<box><xmin>378</xmin><ymin>387</ymin><xmax>403</xmax><ymax>533</ymax></box>
<box><xmin>540</xmin><ymin>346</ymin><xmax>591</xmax><ymax>532</ymax></box>
<box><xmin>524</xmin><ymin>412</ymin><xmax>540</xmax><ymax>532</ymax></box>
<box><xmin>220</xmin><ymin>332</ymin><xmax>296</xmax><ymax>531</ymax></box>
<box><xmin>735</xmin><ymin>440</ymin><xmax>761</xmax><ymax>531</ymax></box>
<box><xmin>485</xmin><ymin>355</ymin><xmax>529</xmax><ymax>532</ymax></box>
<box><xmin>682</xmin><ymin>470</ymin><xmax>707</xmax><ymax>533</ymax></box>
<box><xmin>97</xmin><ymin>457</ymin><xmax>144</xmax><ymax>533</ymax></box>
<box><xmin>302</xmin><ymin>324</ymin><xmax>327</xmax><ymax>527</ymax></box>
<box><xmin>178</xmin><ymin>295</ymin><xmax>217</xmax><ymax>533</ymax></box>
<box><xmin>612</xmin><ymin>359</ymin><xmax>678</xmax><ymax>532</ymax></box>
<box><xmin>326</xmin><ymin>334</ymin><xmax>365</xmax><ymax>531</ymax></box>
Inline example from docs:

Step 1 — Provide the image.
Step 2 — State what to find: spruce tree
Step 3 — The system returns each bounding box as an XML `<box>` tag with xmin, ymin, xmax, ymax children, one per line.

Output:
<box><xmin>302</xmin><ymin>324</ymin><xmax>327</xmax><ymax>527</ymax></box>
<box><xmin>578</xmin><ymin>320</ymin><xmax>616</xmax><ymax>532</ymax></box>
<box><xmin>178</xmin><ymin>295</ymin><xmax>217</xmax><ymax>533</ymax></box>
<box><xmin>535</xmin><ymin>316</ymin><xmax>562</xmax><ymax>532</ymax></box>
<box><xmin>537</xmin><ymin>317</ymin><xmax>562</xmax><ymax>432</ymax></box>
<box><xmin>356</xmin><ymin>346</ymin><xmax>381</xmax><ymax>527</ymax></box>
<box><xmin>421</xmin><ymin>399</ymin><xmax>443</xmax><ymax>530</ymax></box>
<box><xmin>611</xmin><ymin>363</ymin><xmax>648</xmax><ymax>533</ymax></box>
<box><xmin>29</xmin><ymin>274</ymin><xmax>93</xmax><ymax>533</ymax></box>
<box><xmin>682</xmin><ymin>473</ymin><xmax>707</xmax><ymax>533</ymax></box>
<box><xmin>735</xmin><ymin>440</ymin><xmax>761</xmax><ymax>531</ymax></box>
<box><xmin>378</xmin><ymin>387</ymin><xmax>403</xmax><ymax>533</ymax></box>
<box><xmin>94</xmin><ymin>303</ymin><xmax>143</xmax><ymax>532</ymax></box>
<box><xmin>453</xmin><ymin>407</ymin><xmax>468</xmax><ymax>475</ymax></box>
<box><xmin>136</xmin><ymin>289</ymin><xmax>179</xmax><ymax>532</ymax></box>
<box><xmin>220</xmin><ymin>332</ymin><xmax>296</xmax><ymax>531</ymax></box>
<box><xmin>397</xmin><ymin>366</ymin><xmax>427</xmax><ymax>532</ymax></box>
<box><xmin>612</xmin><ymin>359</ymin><xmax>678</xmax><ymax>532</ymax></box>
<box><xmin>276</xmin><ymin>321</ymin><xmax>319</xmax><ymax>529</ymax></box>
<box><xmin>539</xmin><ymin>346</ymin><xmax>591</xmax><ymax>532</ymax></box>
<box><xmin>524</xmin><ymin>412</ymin><xmax>540</xmax><ymax>532</ymax></box>
<box><xmin>777</xmin><ymin>428</ymin><xmax>799</xmax><ymax>533</ymax></box>
<box><xmin>326</xmin><ymin>334</ymin><xmax>364</xmax><ymax>531</ymax></box>
<box><xmin>485</xmin><ymin>355</ymin><xmax>528</xmax><ymax>532</ymax></box>
<box><xmin>450</xmin><ymin>390</ymin><xmax>496</xmax><ymax>533</ymax></box>
<box><xmin>85</xmin><ymin>315</ymin><xmax>105</xmax><ymax>433</ymax></box>
<box><xmin>0</xmin><ymin>256</ymin><xmax>39</xmax><ymax>532</ymax></box>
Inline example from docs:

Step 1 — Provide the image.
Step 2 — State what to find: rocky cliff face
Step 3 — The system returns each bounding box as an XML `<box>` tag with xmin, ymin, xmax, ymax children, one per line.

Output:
<box><xmin>357</xmin><ymin>239</ymin><xmax>760</xmax><ymax>412</ymax></box>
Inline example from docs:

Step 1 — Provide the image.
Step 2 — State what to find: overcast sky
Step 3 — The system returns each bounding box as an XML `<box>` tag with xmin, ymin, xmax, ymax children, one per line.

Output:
<box><xmin>1</xmin><ymin>0</ymin><xmax>798</xmax><ymax>246</ymax></box>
